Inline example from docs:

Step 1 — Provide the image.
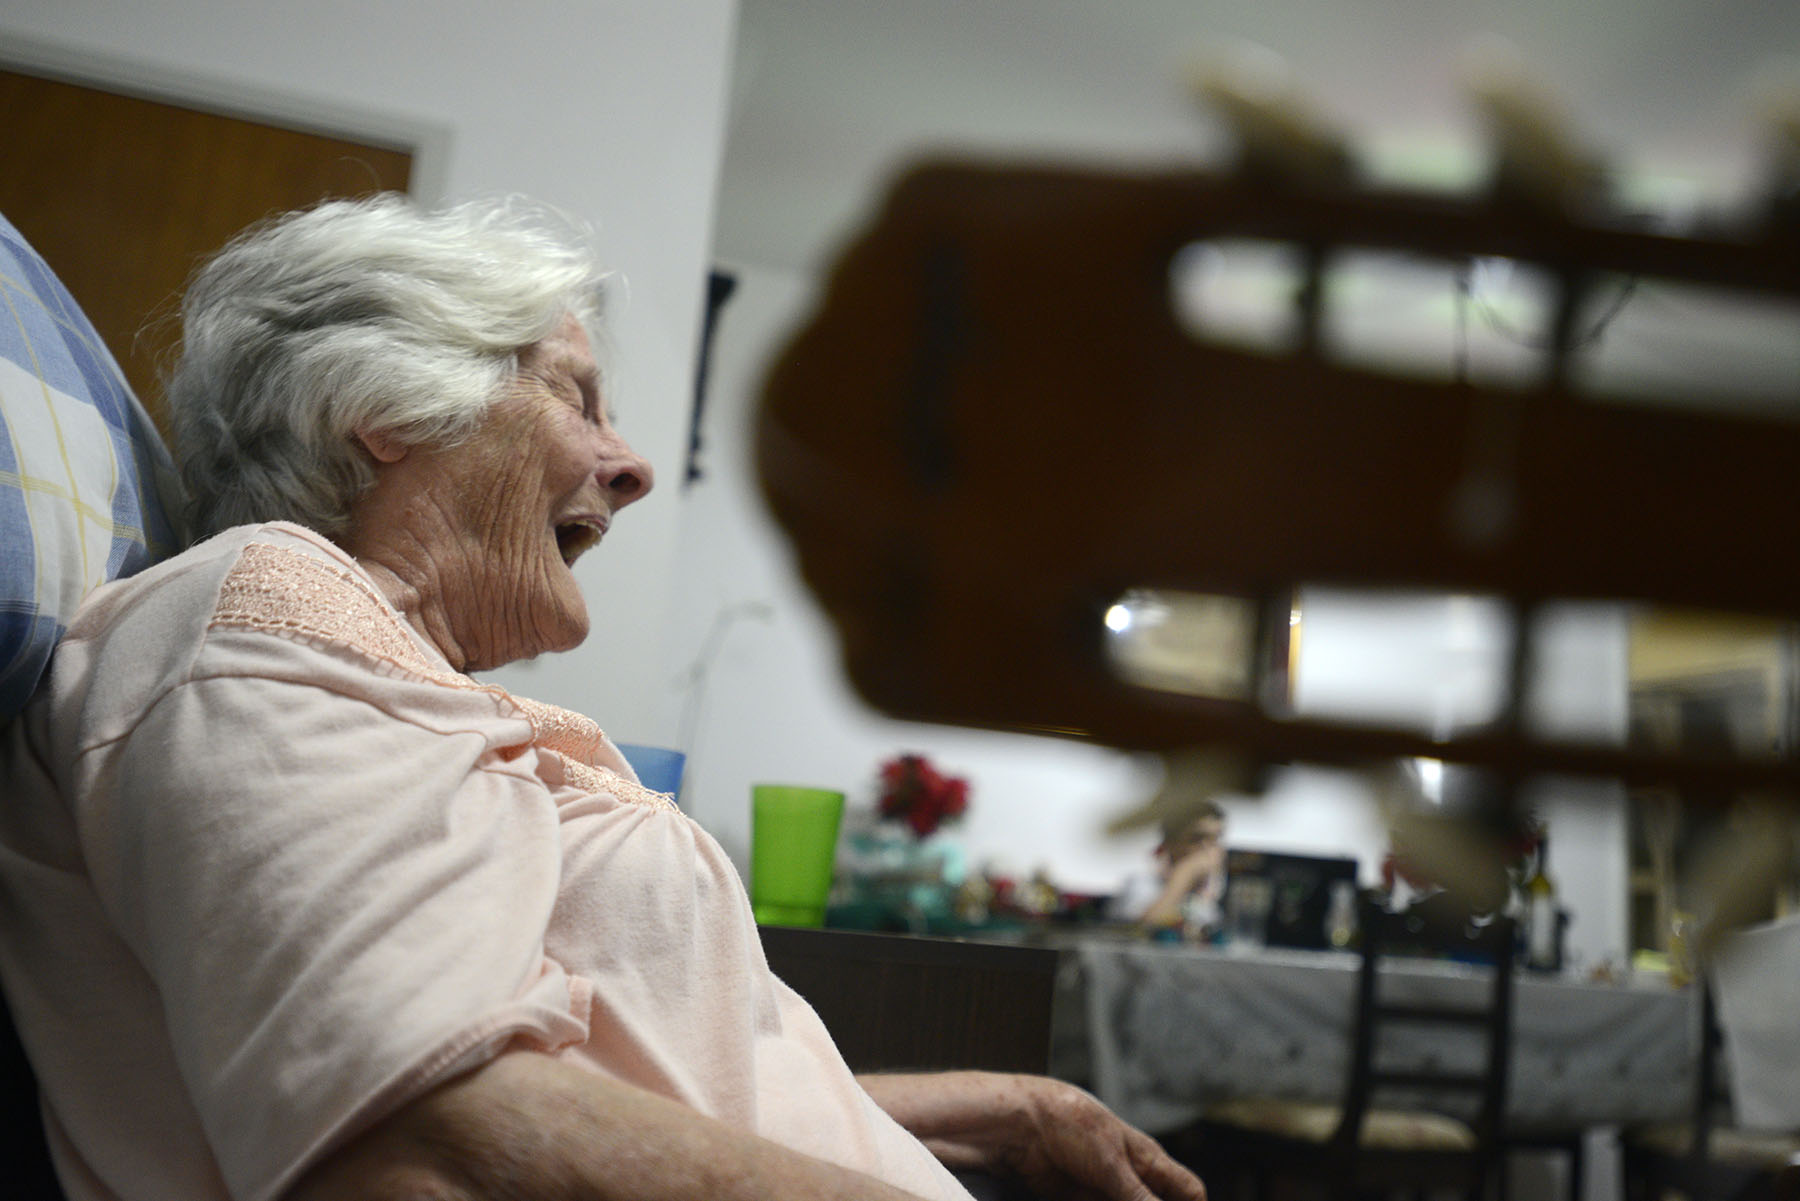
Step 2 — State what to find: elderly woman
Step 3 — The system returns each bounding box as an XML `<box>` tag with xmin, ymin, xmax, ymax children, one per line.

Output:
<box><xmin>0</xmin><ymin>195</ymin><xmax>1205</xmax><ymax>1201</ymax></box>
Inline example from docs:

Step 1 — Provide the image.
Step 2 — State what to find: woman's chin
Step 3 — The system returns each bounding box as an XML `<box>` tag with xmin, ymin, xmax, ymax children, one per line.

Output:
<box><xmin>473</xmin><ymin>598</ymin><xmax>590</xmax><ymax>670</ymax></box>
<box><xmin>544</xmin><ymin>597</ymin><xmax>592</xmax><ymax>654</ymax></box>
<box><xmin>534</xmin><ymin>568</ymin><xmax>592</xmax><ymax>652</ymax></box>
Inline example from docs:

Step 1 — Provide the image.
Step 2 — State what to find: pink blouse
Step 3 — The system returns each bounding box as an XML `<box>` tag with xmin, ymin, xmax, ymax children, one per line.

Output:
<box><xmin>0</xmin><ymin>522</ymin><xmax>969</xmax><ymax>1201</ymax></box>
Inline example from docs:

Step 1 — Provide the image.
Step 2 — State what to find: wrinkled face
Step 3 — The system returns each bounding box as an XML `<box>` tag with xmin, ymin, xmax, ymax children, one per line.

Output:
<box><xmin>422</xmin><ymin>314</ymin><xmax>653</xmax><ymax>669</ymax></box>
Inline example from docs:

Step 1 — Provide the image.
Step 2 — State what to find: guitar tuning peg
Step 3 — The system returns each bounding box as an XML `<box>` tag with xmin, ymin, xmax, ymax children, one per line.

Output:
<box><xmin>1187</xmin><ymin>46</ymin><xmax>1354</xmax><ymax>187</ymax></box>
<box><xmin>1459</xmin><ymin>36</ymin><xmax>1608</xmax><ymax>215</ymax></box>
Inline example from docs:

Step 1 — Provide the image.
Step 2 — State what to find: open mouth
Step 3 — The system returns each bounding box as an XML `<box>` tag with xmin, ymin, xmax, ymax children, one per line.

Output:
<box><xmin>555</xmin><ymin>519</ymin><xmax>605</xmax><ymax>566</ymax></box>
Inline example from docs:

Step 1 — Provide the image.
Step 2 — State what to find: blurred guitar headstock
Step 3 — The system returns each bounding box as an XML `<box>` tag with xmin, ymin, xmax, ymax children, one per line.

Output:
<box><xmin>755</xmin><ymin>61</ymin><xmax>1800</xmax><ymax>826</ymax></box>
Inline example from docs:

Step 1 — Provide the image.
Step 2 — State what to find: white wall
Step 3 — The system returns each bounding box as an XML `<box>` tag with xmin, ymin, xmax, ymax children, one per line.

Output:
<box><xmin>0</xmin><ymin>0</ymin><xmax>739</xmax><ymax>747</ymax></box>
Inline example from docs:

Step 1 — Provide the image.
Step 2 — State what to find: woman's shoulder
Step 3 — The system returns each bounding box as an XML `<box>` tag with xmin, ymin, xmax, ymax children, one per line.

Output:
<box><xmin>62</xmin><ymin>522</ymin><xmax>350</xmax><ymax>638</ymax></box>
<box><xmin>52</xmin><ymin>520</ymin><xmax>440</xmax><ymax>696</ymax></box>
<box><xmin>204</xmin><ymin>522</ymin><xmax>435</xmax><ymax>671</ymax></box>
<box><xmin>27</xmin><ymin>522</ymin><xmax>528</xmax><ymax>770</ymax></box>
<box><xmin>23</xmin><ymin>524</ymin><xmax>371</xmax><ymax>752</ymax></box>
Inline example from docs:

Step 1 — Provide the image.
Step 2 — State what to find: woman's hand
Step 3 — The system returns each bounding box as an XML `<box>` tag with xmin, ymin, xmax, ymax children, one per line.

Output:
<box><xmin>858</xmin><ymin>1071</ymin><xmax>1206</xmax><ymax>1201</ymax></box>
<box><xmin>1002</xmin><ymin>1075</ymin><xmax>1208</xmax><ymax>1201</ymax></box>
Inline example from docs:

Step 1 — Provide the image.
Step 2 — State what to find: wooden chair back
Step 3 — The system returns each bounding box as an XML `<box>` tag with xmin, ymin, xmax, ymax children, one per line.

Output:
<box><xmin>1688</xmin><ymin>980</ymin><xmax>1730</xmax><ymax>1169</ymax></box>
<box><xmin>758</xmin><ymin>925</ymin><xmax>1057</xmax><ymax>1074</ymax></box>
<box><xmin>1337</xmin><ymin>899</ymin><xmax>1518</xmax><ymax>1179</ymax></box>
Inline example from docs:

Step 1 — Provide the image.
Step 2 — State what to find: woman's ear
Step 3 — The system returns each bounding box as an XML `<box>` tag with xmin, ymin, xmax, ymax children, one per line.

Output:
<box><xmin>354</xmin><ymin>427</ymin><xmax>410</xmax><ymax>464</ymax></box>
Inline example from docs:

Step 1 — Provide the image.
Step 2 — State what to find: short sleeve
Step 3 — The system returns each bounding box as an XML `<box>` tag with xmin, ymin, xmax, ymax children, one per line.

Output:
<box><xmin>0</xmin><ymin>213</ymin><xmax>183</xmax><ymax>717</ymax></box>
<box><xmin>78</xmin><ymin>631</ymin><xmax>589</xmax><ymax>1201</ymax></box>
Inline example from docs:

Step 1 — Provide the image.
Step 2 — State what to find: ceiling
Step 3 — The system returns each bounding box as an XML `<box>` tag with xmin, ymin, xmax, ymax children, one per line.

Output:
<box><xmin>713</xmin><ymin>0</ymin><xmax>1800</xmax><ymax>276</ymax></box>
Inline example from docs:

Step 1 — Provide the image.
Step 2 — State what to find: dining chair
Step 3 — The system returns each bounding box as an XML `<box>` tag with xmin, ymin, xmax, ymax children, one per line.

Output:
<box><xmin>1621</xmin><ymin>980</ymin><xmax>1800</xmax><ymax>1201</ymax></box>
<box><xmin>1162</xmin><ymin>896</ymin><xmax>1517</xmax><ymax>1201</ymax></box>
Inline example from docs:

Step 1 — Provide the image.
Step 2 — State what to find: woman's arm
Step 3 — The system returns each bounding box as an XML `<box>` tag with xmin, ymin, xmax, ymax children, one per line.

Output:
<box><xmin>856</xmin><ymin>1071</ymin><xmax>1207</xmax><ymax>1201</ymax></box>
<box><xmin>286</xmin><ymin>1051</ymin><xmax>935</xmax><ymax>1201</ymax></box>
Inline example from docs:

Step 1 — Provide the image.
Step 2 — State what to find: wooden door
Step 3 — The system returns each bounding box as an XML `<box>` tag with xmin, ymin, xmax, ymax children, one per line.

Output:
<box><xmin>0</xmin><ymin>69</ymin><xmax>414</xmax><ymax>436</ymax></box>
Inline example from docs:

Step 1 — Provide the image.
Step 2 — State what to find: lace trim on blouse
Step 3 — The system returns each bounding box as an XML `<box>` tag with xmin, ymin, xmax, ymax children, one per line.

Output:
<box><xmin>209</xmin><ymin>540</ymin><xmax>674</xmax><ymax>811</ymax></box>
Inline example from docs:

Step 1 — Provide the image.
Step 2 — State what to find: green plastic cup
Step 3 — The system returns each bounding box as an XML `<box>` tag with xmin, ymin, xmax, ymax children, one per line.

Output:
<box><xmin>750</xmin><ymin>784</ymin><xmax>846</xmax><ymax>927</ymax></box>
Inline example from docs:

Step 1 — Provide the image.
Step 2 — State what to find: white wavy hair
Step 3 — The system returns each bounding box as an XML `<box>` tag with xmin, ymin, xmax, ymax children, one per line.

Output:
<box><xmin>165</xmin><ymin>192</ymin><xmax>610</xmax><ymax>539</ymax></box>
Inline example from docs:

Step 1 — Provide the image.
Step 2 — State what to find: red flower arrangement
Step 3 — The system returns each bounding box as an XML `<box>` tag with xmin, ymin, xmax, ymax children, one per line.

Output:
<box><xmin>877</xmin><ymin>753</ymin><xmax>970</xmax><ymax>838</ymax></box>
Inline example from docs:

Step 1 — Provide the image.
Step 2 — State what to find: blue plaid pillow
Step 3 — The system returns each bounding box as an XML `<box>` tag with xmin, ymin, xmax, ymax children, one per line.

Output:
<box><xmin>0</xmin><ymin>214</ymin><xmax>183</xmax><ymax>717</ymax></box>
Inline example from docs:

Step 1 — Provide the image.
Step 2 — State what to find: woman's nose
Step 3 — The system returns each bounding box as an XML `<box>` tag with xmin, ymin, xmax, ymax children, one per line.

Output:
<box><xmin>602</xmin><ymin>439</ymin><xmax>654</xmax><ymax>507</ymax></box>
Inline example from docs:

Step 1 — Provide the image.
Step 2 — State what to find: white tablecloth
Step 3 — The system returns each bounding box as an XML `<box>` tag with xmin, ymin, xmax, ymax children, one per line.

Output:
<box><xmin>1056</xmin><ymin>940</ymin><xmax>1695</xmax><ymax>1136</ymax></box>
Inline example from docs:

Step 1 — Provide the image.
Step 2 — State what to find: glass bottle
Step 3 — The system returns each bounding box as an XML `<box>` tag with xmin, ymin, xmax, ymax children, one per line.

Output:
<box><xmin>1523</xmin><ymin>838</ymin><xmax>1559</xmax><ymax>970</ymax></box>
<box><xmin>1326</xmin><ymin>880</ymin><xmax>1358</xmax><ymax>948</ymax></box>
